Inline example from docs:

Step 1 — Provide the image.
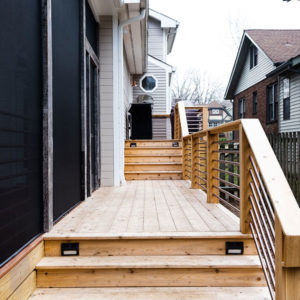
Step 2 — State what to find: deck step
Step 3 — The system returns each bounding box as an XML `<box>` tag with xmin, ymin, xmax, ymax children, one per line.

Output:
<box><xmin>125</xmin><ymin>147</ymin><xmax>182</xmax><ymax>156</ymax></box>
<box><xmin>44</xmin><ymin>232</ymin><xmax>257</xmax><ymax>256</ymax></box>
<box><xmin>29</xmin><ymin>287</ymin><xmax>271</xmax><ymax>299</ymax></box>
<box><xmin>125</xmin><ymin>171</ymin><xmax>182</xmax><ymax>180</ymax></box>
<box><xmin>125</xmin><ymin>155</ymin><xmax>182</xmax><ymax>163</ymax></box>
<box><xmin>36</xmin><ymin>255</ymin><xmax>265</xmax><ymax>288</ymax></box>
<box><xmin>125</xmin><ymin>139</ymin><xmax>182</xmax><ymax>147</ymax></box>
<box><xmin>125</xmin><ymin>163</ymin><xmax>182</xmax><ymax>171</ymax></box>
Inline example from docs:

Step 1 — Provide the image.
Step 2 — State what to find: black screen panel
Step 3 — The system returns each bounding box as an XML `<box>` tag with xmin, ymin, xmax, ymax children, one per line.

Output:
<box><xmin>0</xmin><ymin>0</ymin><xmax>43</xmax><ymax>266</ymax></box>
<box><xmin>52</xmin><ymin>0</ymin><xmax>82</xmax><ymax>221</ymax></box>
<box><xmin>85</xmin><ymin>0</ymin><xmax>98</xmax><ymax>54</ymax></box>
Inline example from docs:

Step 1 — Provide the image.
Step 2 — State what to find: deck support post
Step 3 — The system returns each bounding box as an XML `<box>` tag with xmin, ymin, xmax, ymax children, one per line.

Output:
<box><xmin>206</xmin><ymin>132</ymin><xmax>219</xmax><ymax>203</ymax></box>
<box><xmin>239</xmin><ymin>125</ymin><xmax>251</xmax><ymax>234</ymax></box>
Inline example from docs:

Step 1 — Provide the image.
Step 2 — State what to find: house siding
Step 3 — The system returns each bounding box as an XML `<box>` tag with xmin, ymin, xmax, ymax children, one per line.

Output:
<box><xmin>279</xmin><ymin>74</ymin><xmax>300</xmax><ymax>132</ymax></box>
<box><xmin>99</xmin><ymin>16</ymin><xmax>114</xmax><ymax>186</ymax></box>
<box><xmin>235</xmin><ymin>47</ymin><xmax>275</xmax><ymax>95</ymax></box>
<box><xmin>148</xmin><ymin>17</ymin><xmax>164</xmax><ymax>61</ymax></box>
<box><xmin>233</xmin><ymin>76</ymin><xmax>279</xmax><ymax>134</ymax></box>
<box><xmin>133</xmin><ymin>61</ymin><xmax>168</xmax><ymax>114</ymax></box>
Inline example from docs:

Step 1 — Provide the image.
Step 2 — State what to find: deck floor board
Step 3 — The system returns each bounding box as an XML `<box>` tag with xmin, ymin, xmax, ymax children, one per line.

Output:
<box><xmin>47</xmin><ymin>180</ymin><xmax>239</xmax><ymax>236</ymax></box>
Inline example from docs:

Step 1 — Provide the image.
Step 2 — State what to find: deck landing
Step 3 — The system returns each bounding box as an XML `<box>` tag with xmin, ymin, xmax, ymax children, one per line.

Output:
<box><xmin>46</xmin><ymin>180</ymin><xmax>239</xmax><ymax>237</ymax></box>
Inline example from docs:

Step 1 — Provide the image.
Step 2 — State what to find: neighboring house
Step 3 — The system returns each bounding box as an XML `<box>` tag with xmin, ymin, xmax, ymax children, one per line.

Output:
<box><xmin>225</xmin><ymin>30</ymin><xmax>300</xmax><ymax>134</ymax></box>
<box><xmin>0</xmin><ymin>0</ymin><xmax>148</xmax><ymax>268</ymax></box>
<box><xmin>208</xmin><ymin>101</ymin><xmax>233</xmax><ymax>128</ymax></box>
<box><xmin>132</xmin><ymin>9</ymin><xmax>179</xmax><ymax>139</ymax></box>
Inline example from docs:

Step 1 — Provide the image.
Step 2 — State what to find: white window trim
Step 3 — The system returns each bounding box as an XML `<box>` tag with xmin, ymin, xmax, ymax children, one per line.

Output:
<box><xmin>139</xmin><ymin>74</ymin><xmax>158</xmax><ymax>93</ymax></box>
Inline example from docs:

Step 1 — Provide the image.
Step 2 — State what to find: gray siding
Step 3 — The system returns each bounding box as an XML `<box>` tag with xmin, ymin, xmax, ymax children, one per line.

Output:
<box><xmin>235</xmin><ymin>48</ymin><xmax>275</xmax><ymax>95</ymax></box>
<box><xmin>279</xmin><ymin>74</ymin><xmax>300</xmax><ymax>132</ymax></box>
<box><xmin>152</xmin><ymin>118</ymin><xmax>171</xmax><ymax>139</ymax></box>
<box><xmin>148</xmin><ymin>17</ymin><xmax>164</xmax><ymax>61</ymax></box>
<box><xmin>133</xmin><ymin>61</ymin><xmax>168</xmax><ymax>114</ymax></box>
<box><xmin>99</xmin><ymin>16</ymin><xmax>114</xmax><ymax>186</ymax></box>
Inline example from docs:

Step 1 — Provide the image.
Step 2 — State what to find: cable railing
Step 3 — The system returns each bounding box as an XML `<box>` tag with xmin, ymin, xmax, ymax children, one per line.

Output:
<box><xmin>174</xmin><ymin>101</ymin><xmax>300</xmax><ymax>300</ymax></box>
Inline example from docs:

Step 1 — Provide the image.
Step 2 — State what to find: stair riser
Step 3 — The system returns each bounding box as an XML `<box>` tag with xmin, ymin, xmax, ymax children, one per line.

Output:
<box><xmin>125</xmin><ymin>165</ymin><xmax>182</xmax><ymax>171</ymax></box>
<box><xmin>37</xmin><ymin>268</ymin><xmax>265</xmax><ymax>288</ymax></box>
<box><xmin>44</xmin><ymin>239</ymin><xmax>257</xmax><ymax>257</ymax></box>
<box><xmin>125</xmin><ymin>156</ymin><xmax>182</xmax><ymax>163</ymax></box>
<box><xmin>125</xmin><ymin>173</ymin><xmax>182</xmax><ymax>180</ymax></box>
<box><xmin>125</xmin><ymin>141</ymin><xmax>182</xmax><ymax>147</ymax></box>
<box><xmin>125</xmin><ymin>150</ymin><xmax>182</xmax><ymax>156</ymax></box>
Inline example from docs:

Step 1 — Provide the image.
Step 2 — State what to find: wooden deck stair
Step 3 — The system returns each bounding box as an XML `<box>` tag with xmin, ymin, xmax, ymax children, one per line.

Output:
<box><xmin>124</xmin><ymin>140</ymin><xmax>183</xmax><ymax>180</ymax></box>
<box><xmin>29</xmin><ymin>232</ymin><xmax>269</xmax><ymax>299</ymax></box>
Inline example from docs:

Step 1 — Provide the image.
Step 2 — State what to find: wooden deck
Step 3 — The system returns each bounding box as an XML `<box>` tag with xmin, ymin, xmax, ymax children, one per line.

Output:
<box><xmin>47</xmin><ymin>180</ymin><xmax>239</xmax><ymax>237</ymax></box>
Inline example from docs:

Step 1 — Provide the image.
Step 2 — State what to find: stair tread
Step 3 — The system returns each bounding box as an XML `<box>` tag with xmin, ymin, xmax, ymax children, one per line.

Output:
<box><xmin>125</xmin><ymin>171</ymin><xmax>182</xmax><ymax>174</ymax></box>
<box><xmin>125</xmin><ymin>162</ymin><xmax>182</xmax><ymax>165</ymax></box>
<box><xmin>36</xmin><ymin>255</ymin><xmax>261</xmax><ymax>269</ymax></box>
<box><xmin>43</xmin><ymin>231</ymin><xmax>253</xmax><ymax>240</ymax></box>
<box><xmin>29</xmin><ymin>287</ymin><xmax>271</xmax><ymax>299</ymax></box>
<box><xmin>125</xmin><ymin>154</ymin><xmax>182</xmax><ymax>157</ymax></box>
<box><xmin>125</xmin><ymin>147</ymin><xmax>182</xmax><ymax>149</ymax></box>
<box><xmin>126</xmin><ymin>139</ymin><xmax>181</xmax><ymax>142</ymax></box>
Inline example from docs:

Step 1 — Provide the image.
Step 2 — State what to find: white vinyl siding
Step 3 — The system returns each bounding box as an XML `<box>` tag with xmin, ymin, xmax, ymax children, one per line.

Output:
<box><xmin>279</xmin><ymin>74</ymin><xmax>300</xmax><ymax>132</ymax></box>
<box><xmin>99</xmin><ymin>16</ymin><xmax>114</xmax><ymax>186</ymax></box>
<box><xmin>148</xmin><ymin>17</ymin><xmax>164</xmax><ymax>61</ymax></box>
<box><xmin>235</xmin><ymin>47</ymin><xmax>275</xmax><ymax>95</ymax></box>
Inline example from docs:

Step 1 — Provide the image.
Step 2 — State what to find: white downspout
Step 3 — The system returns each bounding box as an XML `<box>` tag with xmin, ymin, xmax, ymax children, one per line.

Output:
<box><xmin>118</xmin><ymin>9</ymin><xmax>146</xmax><ymax>186</ymax></box>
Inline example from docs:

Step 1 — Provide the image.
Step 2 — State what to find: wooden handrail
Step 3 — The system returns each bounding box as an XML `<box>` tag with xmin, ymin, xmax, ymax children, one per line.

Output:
<box><xmin>181</xmin><ymin>115</ymin><xmax>300</xmax><ymax>300</ymax></box>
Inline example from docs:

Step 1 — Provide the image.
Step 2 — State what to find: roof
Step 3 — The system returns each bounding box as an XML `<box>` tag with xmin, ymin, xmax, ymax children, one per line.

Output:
<box><xmin>224</xmin><ymin>29</ymin><xmax>300</xmax><ymax>100</ymax></box>
<box><xmin>149</xmin><ymin>9</ymin><xmax>179</xmax><ymax>54</ymax></box>
<box><xmin>246</xmin><ymin>30</ymin><xmax>300</xmax><ymax>64</ymax></box>
<box><xmin>208</xmin><ymin>101</ymin><xmax>223</xmax><ymax>108</ymax></box>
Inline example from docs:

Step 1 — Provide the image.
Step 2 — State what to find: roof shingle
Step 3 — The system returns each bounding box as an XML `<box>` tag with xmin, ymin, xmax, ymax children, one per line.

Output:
<box><xmin>246</xmin><ymin>29</ymin><xmax>300</xmax><ymax>63</ymax></box>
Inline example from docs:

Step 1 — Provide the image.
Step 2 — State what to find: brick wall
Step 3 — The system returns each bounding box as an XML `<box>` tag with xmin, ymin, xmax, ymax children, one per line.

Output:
<box><xmin>233</xmin><ymin>76</ymin><xmax>279</xmax><ymax>134</ymax></box>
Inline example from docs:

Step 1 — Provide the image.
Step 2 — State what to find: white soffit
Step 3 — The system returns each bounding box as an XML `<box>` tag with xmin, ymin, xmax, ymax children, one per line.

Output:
<box><xmin>149</xmin><ymin>9</ymin><xmax>179</xmax><ymax>28</ymax></box>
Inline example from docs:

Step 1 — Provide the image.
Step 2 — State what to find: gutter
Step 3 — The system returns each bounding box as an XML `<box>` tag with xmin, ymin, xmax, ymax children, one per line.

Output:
<box><xmin>117</xmin><ymin>9</ymin><xmax>147</xmax><ymax>185</ymax></box>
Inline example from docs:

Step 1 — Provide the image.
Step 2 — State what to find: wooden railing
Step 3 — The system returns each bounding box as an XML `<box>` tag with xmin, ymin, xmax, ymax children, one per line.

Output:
<box><xmin>176</xmin><ymin>102</ymin><xmax>300</xmax><ymax>300</ymax></box>
<box><xmin>174</xmin><ymin>102</ymin><xmax>208</xmax><ymax>139</ymax></box>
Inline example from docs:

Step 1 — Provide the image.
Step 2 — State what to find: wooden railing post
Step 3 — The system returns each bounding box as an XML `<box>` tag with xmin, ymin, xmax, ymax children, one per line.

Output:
<box><xmin>202</xmin><ymin>107</ymin><xmax>208</xmax><ymax>131</ymax></box>
<box><xmin>239</xmin><ymin>124</ymin><xmax>252</xmax><ymax>234</ymax></box>
<box><xmin>191</xmin><ymin>135</ymin><xmax>198</xmax><ymax>189</ymax></box>
<box><xmin>206</xmin><ymin>131</ymin><xmax>219</xmax><ymax>203</ymax></box>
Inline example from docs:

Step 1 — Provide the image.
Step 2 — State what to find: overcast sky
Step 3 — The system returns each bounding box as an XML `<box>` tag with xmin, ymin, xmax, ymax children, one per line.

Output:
<box><xmin>149</xmin><ymin>0</ymin><xmax>300</xmax><ymax>93</ymax></box>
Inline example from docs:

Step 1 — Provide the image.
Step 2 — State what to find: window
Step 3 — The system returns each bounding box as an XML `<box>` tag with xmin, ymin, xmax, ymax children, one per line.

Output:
<box><xmin>266</xmin><ymin>83</ymin><xmax>278</xmax><ymax>123</ymax></box>
<box><xmin>283</xmin><ymin>78</ymin><xmax>290</xmax><ymax>120</ymax></box>
<box><xmin>140</xmin><ymin>74</ymin><xmax>157</xmax><ymax>92</ymax></box>
<box><xmin>252</xmin><ymin>91</ymin><xmax>257</xmax><ymax>114</ymax></box>
<box><xmin>250</xmin><ymin>45</ymin><xmax>258</xmax><ymax>69</ymax></box>
<box><xmin>211</xmin><ymin>109</ymin><xmax>220</xmax><ymax>114</ymax></box>
<box><xmin>238</xmin><ymin>98</ymin><xmax>245</xmax><ymax>119</ymax></box>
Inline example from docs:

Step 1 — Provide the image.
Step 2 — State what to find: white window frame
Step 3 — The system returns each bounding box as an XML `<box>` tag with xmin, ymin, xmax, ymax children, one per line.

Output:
<box><xmin>139</xmin><ymin>74</ymin><xmax>158</xmax><ymax>93</ymax></box>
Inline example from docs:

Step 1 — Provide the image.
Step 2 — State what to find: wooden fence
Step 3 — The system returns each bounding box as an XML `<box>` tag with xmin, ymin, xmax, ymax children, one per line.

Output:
<box><xmin>268</xmin><ymin>132</ymin><xmax>300</xmax><ymax>204</ymax></box>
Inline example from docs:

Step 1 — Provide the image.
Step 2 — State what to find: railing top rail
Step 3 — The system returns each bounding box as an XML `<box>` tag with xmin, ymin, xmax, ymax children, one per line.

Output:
<box><xmin>241</xmin><ymin>119</ymin><xmax>300</xmax><ymax>239</ymax></box>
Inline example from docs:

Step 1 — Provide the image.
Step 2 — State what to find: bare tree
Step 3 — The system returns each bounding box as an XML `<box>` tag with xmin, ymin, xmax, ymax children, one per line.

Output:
<box><xmin>172</xmin><ymin>70</ymin><xmax>223</xmax><ymax>105</ymax></box>
<box><xmin>227</xmin><ymin>15</ymin><xmax>249</xmax><ymax>50</ymax></box>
